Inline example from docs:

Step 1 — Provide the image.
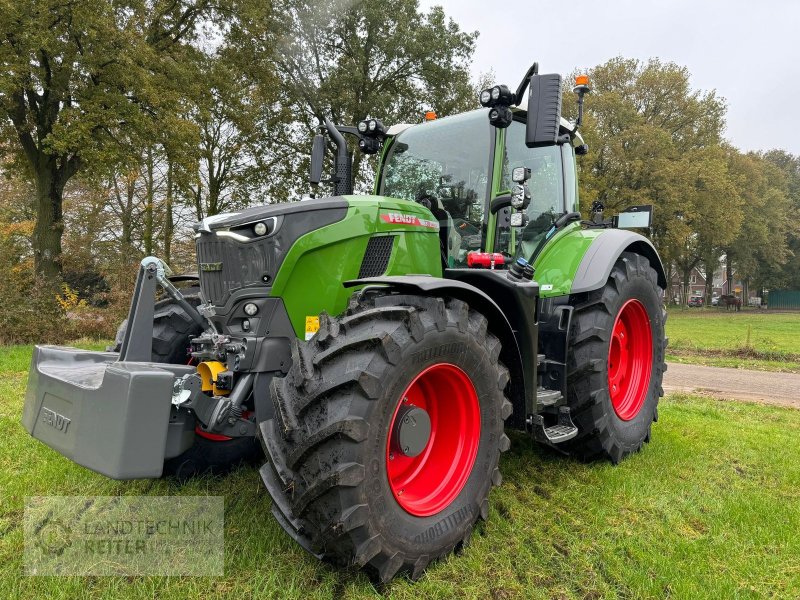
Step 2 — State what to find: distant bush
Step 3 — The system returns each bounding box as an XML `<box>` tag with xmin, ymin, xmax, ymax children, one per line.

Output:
<box><xmin>0</xmin><ymin>229</ymin><xmax>119</xmax><ymax>345</ymax></box>
<box><xmin>0</xmin><ymin>268</ymin><xmax>68</xmax><ymax>345</ymax></box>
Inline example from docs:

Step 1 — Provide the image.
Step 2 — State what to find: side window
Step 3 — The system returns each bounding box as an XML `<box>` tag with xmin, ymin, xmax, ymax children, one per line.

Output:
<box><xmin>501</xmin><ymin>121</ymin><xmax>564</xmax><ymax>217</ymax></box>
<box><xmin>562</xmin><ymin>144</ymin><xmax>578</xmax><ymax>213</ymax></box>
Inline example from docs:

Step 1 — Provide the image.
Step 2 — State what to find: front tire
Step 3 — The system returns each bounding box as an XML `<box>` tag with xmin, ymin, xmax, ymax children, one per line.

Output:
<box><xmin>564</xmin><ymin>252</ymin><xmax>667</xmax><ymax>463</ymax></box>
<box><xmin>260</xmin><ymin>294</ymin><xmax>512</xmax><ymax>582</ymax></box>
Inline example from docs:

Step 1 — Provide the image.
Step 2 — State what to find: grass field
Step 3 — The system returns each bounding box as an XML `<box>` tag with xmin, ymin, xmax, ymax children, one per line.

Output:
<box><xmin>665</xmin><ymin>309</ymin><xmax>800</xmax><ymax>372</ymax></box>
<box><xmin>2</xmin><ymin>345</ymin><xmax>799</xmax><ymax>599</ymax></box>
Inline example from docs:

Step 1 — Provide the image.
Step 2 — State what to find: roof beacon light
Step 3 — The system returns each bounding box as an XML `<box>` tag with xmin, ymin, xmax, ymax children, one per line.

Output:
<box><xmin>424</xmin><ymin>111</ymin><xmax>437</xmax><ymax>121</ymax></box>
<box><xmin>572</xmin><ymin>74</ymin><xmax>592</xmax><ymax>133</ymax></box>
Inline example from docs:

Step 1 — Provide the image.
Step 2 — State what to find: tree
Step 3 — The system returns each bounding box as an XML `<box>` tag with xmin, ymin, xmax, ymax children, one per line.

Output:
<box><xmin>183</xmin><ymin>51</ymin><xmax>287</xmax><ymax>218</ymax></box>
<box><xmin>565</xmin><ymin>57</ymin><xmax>734</xmax><ymax>301</ymax></box>
<box><xmin>231</xmin><ymin>0</ymin><xmax>478</xmax><ymax>194</ymax></box>
<box><xmin>761</xmin><ymin>150</ymin><xmax>800</xmax><ymax>290</ymax></box>
<box><xmin>0</xmin><ymin>0</ymin><xmax>211</xmax><ymax>277</ymax></box>
<box><xmin>669</xmin><ymin>146</ymin><xmax>741</xmax><ymax>304</ymax></box>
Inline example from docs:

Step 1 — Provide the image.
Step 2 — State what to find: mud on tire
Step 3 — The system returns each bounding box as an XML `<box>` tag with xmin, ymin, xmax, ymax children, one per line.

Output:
<box><xmin>259</xmin><ymin>294</ymin><xmax>513</xmax><ymax>583</ymax></box>
<box><xmin>564</xmin><ymin>252</ymin><xmax>667</xmax><ymax>463</ymax></box>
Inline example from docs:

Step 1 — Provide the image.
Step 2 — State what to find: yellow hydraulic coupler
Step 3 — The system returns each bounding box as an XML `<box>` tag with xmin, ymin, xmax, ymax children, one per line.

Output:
<box><xmin>196</xmin><ymin>361</ymin><xmax>231</xmax><ymax>396</ymax></box>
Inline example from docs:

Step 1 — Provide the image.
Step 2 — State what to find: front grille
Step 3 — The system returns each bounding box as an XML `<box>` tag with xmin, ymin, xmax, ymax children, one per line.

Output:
<box><xmin>358</xmin><ymin>236</ymin><xmax>395</xmax><ymax>278</ymax></box>
<box><xmin>196</xmin><ymin>237</ymin><xmax>275</xmax><ymax>305</ymax></box>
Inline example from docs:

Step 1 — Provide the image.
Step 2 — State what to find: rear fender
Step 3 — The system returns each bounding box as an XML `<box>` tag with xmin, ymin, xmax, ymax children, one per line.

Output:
<box><xmin>571</xmin><ymin>229</ymin><xmax>667</xmax><ymax>294</ymax></box>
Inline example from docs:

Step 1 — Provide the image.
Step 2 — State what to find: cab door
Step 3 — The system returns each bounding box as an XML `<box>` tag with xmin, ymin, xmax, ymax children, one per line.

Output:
<box><xmin>487</xmin><ymin>117</ymin><xmax>573</xmax><ymax>262</ymax></box>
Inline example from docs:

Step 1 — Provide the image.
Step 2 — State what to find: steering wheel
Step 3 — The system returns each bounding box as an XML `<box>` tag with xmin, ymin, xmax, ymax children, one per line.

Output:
<box><xmin>415</xmin><ymin>192</ymin><xmax>438</xmax><ymax>210</ymax></box>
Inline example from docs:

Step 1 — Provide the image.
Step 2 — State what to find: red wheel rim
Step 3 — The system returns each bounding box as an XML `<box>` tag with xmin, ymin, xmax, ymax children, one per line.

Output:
<box><xmin>608</xmin><ymin>299</ymin><xmax>653</xmax><ymax>421</ymax></box>
<box><xmin>386</xmin><ymin>363</ymin><xmax>480</xmax><ymax>517</ymax></box>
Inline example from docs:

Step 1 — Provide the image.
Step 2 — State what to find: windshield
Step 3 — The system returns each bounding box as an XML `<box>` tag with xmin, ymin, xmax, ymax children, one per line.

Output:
<box><xmin>497</xmin><ymin>119</ymin><xmax>566</xmax><ymax>261</ymax></box>
<box><xmin>380</xmin><ymin>110</ymin><xmax>492</xmax><ymax>266</ymax></box>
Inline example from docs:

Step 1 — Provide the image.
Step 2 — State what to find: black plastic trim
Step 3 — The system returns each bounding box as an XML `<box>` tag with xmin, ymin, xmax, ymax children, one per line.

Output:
<box><xmin>193</xmin><ymin>197</ymin><xmax>348</xmax><ymax>231</ymax></box>
<box><xmin>572</xmin><ymin>230</ymin><xmax>667</xmax><ymax>293</ymax></box>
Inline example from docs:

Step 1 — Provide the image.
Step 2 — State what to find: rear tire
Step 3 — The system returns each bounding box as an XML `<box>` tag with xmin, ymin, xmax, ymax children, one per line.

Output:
<box><xmin>260</xmin><ymin>294</ymin><xmax>512</xmax><ymax>582</ymax></box>
<box><xmin>564</xmin><ymin>252</ymin><xmax>667</xmax><ymax>463</ymax></box>
<box><xmin>112</xmin><ymin>287</ymin><xmax>262</xmax><ymax>478</ymax></box>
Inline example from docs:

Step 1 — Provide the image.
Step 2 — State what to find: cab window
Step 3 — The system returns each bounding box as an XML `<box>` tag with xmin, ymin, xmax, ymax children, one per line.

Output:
<box><xmin>381</xmin><ymin>110</ymin><xmax>492</xmax><ymax>266</ymax></box>
<box><xmin>497</xmin><ymin>120</ymin><xmax>566</xmax><ymax>260</ymax></box>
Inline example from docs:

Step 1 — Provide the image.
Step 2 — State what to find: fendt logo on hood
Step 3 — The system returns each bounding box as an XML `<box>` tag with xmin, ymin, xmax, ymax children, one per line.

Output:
<box><xmin>380</xmin><ymin>212</ymin><xmax>439</xmax><ymax>230</ymax></box>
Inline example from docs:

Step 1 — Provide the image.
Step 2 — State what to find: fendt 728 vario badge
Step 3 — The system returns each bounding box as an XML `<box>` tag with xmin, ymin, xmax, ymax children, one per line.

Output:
<box><xmin>23</xmin><ymin>63</ymin><xmax>667</xmax><ymax>582</ymax></box>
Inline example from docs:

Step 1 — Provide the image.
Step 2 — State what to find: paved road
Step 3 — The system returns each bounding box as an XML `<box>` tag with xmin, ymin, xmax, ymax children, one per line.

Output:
<box><xmin>663</xmin><ymin>362</ymin><xmax>799</xmax><ymax>408</ymax></box>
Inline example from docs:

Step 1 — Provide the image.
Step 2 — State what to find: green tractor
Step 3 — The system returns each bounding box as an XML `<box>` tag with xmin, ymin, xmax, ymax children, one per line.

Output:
<box><xmin>23</xmin><ymin>63</ymin><xmax>667</xmax><ymax>582</ymax></box>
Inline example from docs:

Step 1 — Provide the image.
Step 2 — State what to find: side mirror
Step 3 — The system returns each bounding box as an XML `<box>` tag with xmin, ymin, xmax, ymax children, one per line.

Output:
<box><xmin>615</xmin><ymin>205</ymin><xmax>653</xmax><ymax>229</ymax></box>
<box><xmin>526</xmin><ymin>73</ymin><xmax>562</xmax><ymax>148</ymax></box>
<box><xmin>310</xmin><ymin>133</ymin><xmax>325</xmax><ymax>185</ymax></box>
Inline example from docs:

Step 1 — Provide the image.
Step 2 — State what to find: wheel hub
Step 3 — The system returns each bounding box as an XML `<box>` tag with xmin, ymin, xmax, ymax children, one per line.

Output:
<box><xmin>392</xmin><ymin>405</ymin><xmax>432</xmax><ymax>457</ymax></box>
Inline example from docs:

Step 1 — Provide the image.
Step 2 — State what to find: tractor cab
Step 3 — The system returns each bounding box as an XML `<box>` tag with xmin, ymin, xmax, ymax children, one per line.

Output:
<box><xmin>312</xmin><ymin>63</ymin><xmax>593</xmax><ymax>278</ymax></box>
<box><xmin>376</xmin><ymin>108</ymin><xmax>585</xmax><ymax>268</ymax></box>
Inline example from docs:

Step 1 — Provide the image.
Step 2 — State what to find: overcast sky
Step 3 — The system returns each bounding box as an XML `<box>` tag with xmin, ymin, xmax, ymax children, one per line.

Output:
<box><xmin>420</xmin><ymin>0</ymin><xmax>800</xmax><ymax>156</ymax></box>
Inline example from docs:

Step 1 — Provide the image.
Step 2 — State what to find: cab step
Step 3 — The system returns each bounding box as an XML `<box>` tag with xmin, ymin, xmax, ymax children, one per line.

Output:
<box><xmin>530</xmin><ymin>406</ymin><xmax>578</xmax><ymax>445</ymax></box>
<box><xmin>537</xmin><ymin>387</ymin><xmax>562</xmax><ymax>406</ymax></box>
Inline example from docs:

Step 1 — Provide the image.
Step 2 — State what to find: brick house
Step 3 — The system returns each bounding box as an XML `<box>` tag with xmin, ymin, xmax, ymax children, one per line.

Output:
<box><xmin>669</xmin><ymin>266</ymin><xmax>706</xmax><ymax>303</ymax></box>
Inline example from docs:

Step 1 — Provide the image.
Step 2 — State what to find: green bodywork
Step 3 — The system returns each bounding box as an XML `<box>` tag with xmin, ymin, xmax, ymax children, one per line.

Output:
<box><xmin>271</xmin><ymin>195</ymin><xmax>442</xmax><ymax>337</ymax></box>
<box><xmin>274</xmin><ymin>109</ymin><xmax>624</xmax><ymax>336</ymax></box>
<box><xmin>530</xmin><ymin>223</ymin><xmax>605</xmax><ymax>297</ymax></box>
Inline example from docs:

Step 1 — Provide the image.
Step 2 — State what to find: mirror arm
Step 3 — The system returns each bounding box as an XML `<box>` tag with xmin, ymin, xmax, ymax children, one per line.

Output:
<box><xmin>335</xmin><ymin>126</ymin><xmax>361</xmax><ymax>137</ymax></box>
<box><xmin>513</xmin><ymin>62</ymin><xmax>539</xmax><ymax>105</ymax></box>
<box><xmin>490</xmin><ymin>194</ymin><xmax>513</xmax><ymax>214</ymax></box>
<box><xmin>553</xmin><ymin>211</ymin><xmax>582</xmax><ymax>229</ymax></box>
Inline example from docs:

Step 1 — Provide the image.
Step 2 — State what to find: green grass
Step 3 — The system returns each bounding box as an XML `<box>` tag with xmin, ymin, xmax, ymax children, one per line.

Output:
<box><xmin>2</xmin><ymin>345</ymin><xmax>800</xmax><ymax>598</ymax></box>
<box><xmin>665</xmin><ymin>309</ymin><xmax>800</xmax><ymax>372</ymax></box>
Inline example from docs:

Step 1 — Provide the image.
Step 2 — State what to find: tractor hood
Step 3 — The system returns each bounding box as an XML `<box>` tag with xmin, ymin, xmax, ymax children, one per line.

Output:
<box><xmin>193</xmin><ymin>197</ymin><xmax>349</xmax><ymax>308</ymax></box>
